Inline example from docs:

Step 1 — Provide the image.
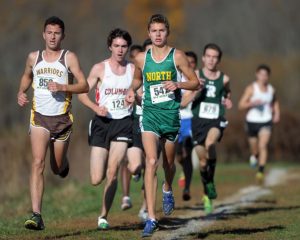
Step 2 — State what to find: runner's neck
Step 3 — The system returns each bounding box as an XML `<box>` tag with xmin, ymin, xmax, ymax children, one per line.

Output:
<box><xmin>202</xmin><ymin>67</ymin><xmax>220</xmax><ymax>80</ymax></box>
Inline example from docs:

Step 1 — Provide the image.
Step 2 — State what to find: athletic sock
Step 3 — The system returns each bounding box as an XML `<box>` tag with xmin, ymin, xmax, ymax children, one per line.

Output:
<box><xmin>179</xmin><ymin>155</ymin><xmax>193</xmax><ymax>190</ymax></box>
<box><xmin>207</xmin><ymin>158</ymin><xmax>216</xmax><ymax>182</ymax></box>
<box><xmin>200</xmin><ymin>166</ymin><xmax>209</xmax><ymax>194</ymax></box>
<box><xmin>258</xmin><ymin>165</ymin><xmax>265</xmax><ymax>173</ymax></box>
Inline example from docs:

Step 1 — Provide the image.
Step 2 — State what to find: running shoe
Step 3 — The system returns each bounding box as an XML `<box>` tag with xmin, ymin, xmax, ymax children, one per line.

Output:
<box><xmin>205</xmin><ymin>182</ymin><xmax>218</xmax><ymax>200</ymax></box>
<box><xmin>182</xmin><ymin>189</ymin><xmax>191</xmax><ymax>201</ymax></box>
<box><xmin>132</xmin><ymin>173</ymin><xmax>141</xmax><ymax>182</ymax></box>
<box><xmin>249</xmin><ymin>155</ymin><xmax>258</xmax><ymax>168</ymax></box>
<box><xmin>121</xmin><ymin>196</ymin><xmax>132</xmax><ymax>210</ymax></box>
<box><xmin>138</xmin><ymin>209</ymin><xmax>148</xmax><ymax>223</ymax></box>
<box><xmin>162</xmin><ymin>185</ymin><xmax>175</xmax><ymax>216</ymax></box>
<box><xmin>256</xmin><ymin>172</ymin><xmax>264</xmax><ymax>184</ymax></box>
<box><xmin>24</xmin><ymin>212</ymin><xmax>45</xmax><ymax>230</ymax></box>
<box><xmin>59</xmin><ymin>159</ymin><xmax>69</xmax><ymax>178</ymax></box>
<box><xmin>142</xmin><ymin>219</ymin><xmax>158</xmax><ymax>238</ymax></box>
<box><xmin>97</xmin><ymin>217</ymin><xmax>109</xmax><ymax>230</ymax></box>
<box><xmin>202</xmin><ymin>195</ymin><xmax>213</xmax><ymax>215</ymax></box>
<box><xmin>178</xmin><ymin>172</ymin><xmax>185</xmax><ymax>188</ymax></box>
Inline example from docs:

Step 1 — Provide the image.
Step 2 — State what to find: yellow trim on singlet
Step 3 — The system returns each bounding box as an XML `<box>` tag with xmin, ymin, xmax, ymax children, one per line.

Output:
<box><xmin>68</xmin><ymin>112</ymin><xmax>74</xmax><ymax>123</ymax></box>
<box><xmin>30</xmin><ymin>110</ymin><xmax>35</xmax><ymax>125</ymax></box>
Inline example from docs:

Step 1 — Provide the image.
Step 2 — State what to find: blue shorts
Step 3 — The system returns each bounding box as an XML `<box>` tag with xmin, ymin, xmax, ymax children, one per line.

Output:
<box><xmin>178</xmin><ymin>118</ymin><xmax>192</xmax><ymax>144</ymax></box>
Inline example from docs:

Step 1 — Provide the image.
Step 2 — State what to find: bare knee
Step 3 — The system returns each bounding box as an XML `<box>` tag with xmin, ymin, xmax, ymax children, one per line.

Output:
<box><xmin>106</xmin><ymin>168</ymin><xmax>118</xmax><ymax>184</ymax></box>
<box><xmin>146</xmin><ymin>157</ymin><xmax>158</xmax><ymax>171</ymax></box>
<box><xmin>205</xmin><ymin>142</ymin><xmax>216</xmax><ymax>159</ymax></box>
<box><xmin>258</xmin><ymin>143</ymin><xmax>268</xmax><ymax>153</ymax></box>
<box><xmin>32</xmin><ymin>158</ymin><xmax>45</xmax><ymax>174</ymax></box>
<box><xmin>90</xmin><ymin>173</ymin><xmax>104</xmax><ymax>186</ymax></box>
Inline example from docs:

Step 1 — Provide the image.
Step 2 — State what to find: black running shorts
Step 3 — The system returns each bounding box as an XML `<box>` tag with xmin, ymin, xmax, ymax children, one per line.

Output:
<box><xmin>88</xmin><ymin>115</ymin><xmax>132</xmax><ymax>149</ymax></box>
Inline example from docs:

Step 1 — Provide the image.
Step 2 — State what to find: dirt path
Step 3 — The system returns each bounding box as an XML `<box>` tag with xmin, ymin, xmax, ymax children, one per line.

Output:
<box><xmin>152</xmin><ymin>168</ymin><xmax>289</xmax><ymax>240</ymax></box>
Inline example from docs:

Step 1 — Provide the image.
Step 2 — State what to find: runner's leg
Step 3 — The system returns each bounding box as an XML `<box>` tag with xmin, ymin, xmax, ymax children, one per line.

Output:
<box><xmin>30</xmin><ymin>127</ymin><xmax>50</xmax><ymax>213</ymax></box>
<box><xmin>49</xmin><ymin>139</ymin><xmax>70</xmax><ymax>175</ymax></box>
<box><xmin>205</xmin><ymin>128</ymin><xmax>221</xmax><ymax>182</ymax></box>
<box><xmin>257</xmin><ymin>128</ymin><xmax>272</xmax><ymax>173</ymax></box>
<box><xmin>248</xmin><ymin>137</ymin><xmax>259</xmax><ymax>158</ymax></box>
<box><xmin>90</xmin><ymin>146</ymin><xmax>108</xmax><ymax>185</ymax></box>
<box><xmin>142</xmin><ymin>132</ymin><xmax>159</xmax><ymax>220</ymax></box>
<box><xmin>100</xmin><ymin>141</ymin><xmax>128</xmax><ymax>218</ymax></box>
<box><xmin>162</xmin><ymin>140</ymin><xmax>176</xmax><ymax>192</ymax></box>
<box><xmin>127</xmin><ymin>147</ymin><xmax>143</xmax><ymax>175</ymax></box>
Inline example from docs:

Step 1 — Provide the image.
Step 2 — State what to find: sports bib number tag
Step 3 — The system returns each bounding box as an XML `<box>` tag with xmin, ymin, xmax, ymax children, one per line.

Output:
<box><xmin>150</xmin><ymin>84</ymin><xmax>174</xmax><ymax>104</ymax></box>
<box><xmin>199</xmin><ymin>102</ymin><xmax>219</xmax><ymax>119</ymax></box>
<box><xmin>108</xmin><ymin>98</ymin><xmax>126</xmax><ymax>112</ymax></box>
<box><xmin>135</xmin><ymin>105</ymin><xmax>143</xmax><ymax>115</ymax></box>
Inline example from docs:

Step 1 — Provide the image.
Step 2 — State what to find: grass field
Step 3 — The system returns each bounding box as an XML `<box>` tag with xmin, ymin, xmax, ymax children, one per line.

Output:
<box><xmin>0</xmin><ymin>163</ymin><xmax>299</xmax><ymax>240</ymax></box>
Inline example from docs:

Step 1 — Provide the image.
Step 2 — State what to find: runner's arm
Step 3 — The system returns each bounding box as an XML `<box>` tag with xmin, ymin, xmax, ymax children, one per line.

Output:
<box><xmin>48</xmin><ymin>51</ymin><xmax>89</xmax><ymax>94</ymax></box>
<box><xmin>17</xmin><ymin>52</ymin><xmax>36</xmax><ymax>107</ymax></box>
<box><xmin>180</xmin><ymin>90</ymin><xmax>197</xmax><ymax>108</ymax></box>
<box><xmin>78</xmin><ymin>63</ymin><xmax>108</xmax><ymax>116</ymax></box>
<box><xmin>126</xmin><ymin>52</ymin><xmax>144</xmax><ymax>104</ymax></box>
<box><xmin>223</xmin><ymin>75</ymin><xmax>233</xmax><ymax>109</ymax></box>
<box><xmin>164</xmin><ymin>50</ymin><xmax>200</xmax><ymax>91</ymax></box>
<box><xmin>272</xmin><ymin>92</ymin><xmax>280</xmax><ymax>123</ymax></box>
<box><xmin>238</xmin><ymin>85</ymin><xmax>254</xmax><ymax>110</ymax></box>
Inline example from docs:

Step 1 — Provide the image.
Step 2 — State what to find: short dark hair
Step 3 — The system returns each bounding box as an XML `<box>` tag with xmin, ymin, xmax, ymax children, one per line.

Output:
<box><xmin>107</xmin><ymin>28</ymin><xmax>132</xmax><ymax>47</ymax></box>
<box><xmin>44</xmin><ymin>16</ymin><xmax>65</xmax><ymax>34</ymax></box>
<box><xmin>142</xmin><ymin>38</ymin><xmax>152</xmax><ymax>51</ymax></box>
<box><xmin>185</xmin><ymin>51</ymin><xmax>198</xmax><ymax>65</ymax></box>
<box><xmin>203</xmin><ymin>43</ymin><xmax>223</xmax><ymax>61</ymax></box>
<box><xmin>130</xmin><ymin>44</ymin><xmax>143</xmax><ymax>53</ymax></box>
<box><xmin>256</xmin><ymin>64</ymin><xmax>271</xmax><ymax>75</ymax></box>
<box><xmin>148</xmin><ymin>14</ymin><xmax>170</xmax><ymax>34</ymax></box>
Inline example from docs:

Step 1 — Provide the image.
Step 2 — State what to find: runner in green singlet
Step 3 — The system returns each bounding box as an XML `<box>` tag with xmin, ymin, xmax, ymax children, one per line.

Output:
<box><xmin>126</xmin><ymin>14</ymin><xmax>200</xmax><ymax>237</ymax></box>
<box><xmin>188</xmin><ymin>43</ymin><xmax>232</xmax><ymax>215</ymax></box>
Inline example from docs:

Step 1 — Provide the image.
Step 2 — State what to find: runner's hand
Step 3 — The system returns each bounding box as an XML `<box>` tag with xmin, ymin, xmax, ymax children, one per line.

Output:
<box><xmin>222</xmin><ymin>98</ymin><xmax>233</xmax><ymax>109</ymax></box>
<box><xmin>48</xmin><ymin>82</ymin><xmax>65</xmax><ymax>93</ymax></box>
<box><xmin>163</xmin><ymin>81</ymin><xmax>178</xmax><ymax>91</ymax></box>
<box><xmin>94</xmin><ymin>106</ymin><xmax>108</xmax><ymax>117</ymax></box>
<box><xmin>17</xmin><ymin>92</ymin><xmax>29</xmax><ymax>107</ymax></box>
<box><xmin>251</xmin><ymin>99</ymin><xmax>264</xmax><ymax>107</ymax></box>
<box><xmin>125</xmin><ymin>88</ymin><xmax>135</xmax><ymax>106</ymax></box>
<box><xmin>198</xmin><ymin>78</ymin><xmax>205</xmax><ymax>90</ymax></box>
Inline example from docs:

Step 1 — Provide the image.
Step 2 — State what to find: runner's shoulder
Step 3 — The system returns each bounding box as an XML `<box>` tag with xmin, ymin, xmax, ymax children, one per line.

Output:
<box><xmin>174</xmin><ymin>48</ymin><xmax>186</xmax><ymax>59</ymax></box>
<box><xmin>28</xmin><ymin>51</ymin><xmax>39</xmax><ymax>65</ymax></box>
<box><xmin>223</xmin><ymin>73</ymin><xmax>230</xmax><ymax>84</ymax></box>
<box><xmin>245</xmin><ymin>83</ymin><xmax>255</xmax><ymax>94</ymax></box>
<box><xmin>134</xmin><ymin>52</ymin><xmax>146</xmax><ymax>67</ymax></box>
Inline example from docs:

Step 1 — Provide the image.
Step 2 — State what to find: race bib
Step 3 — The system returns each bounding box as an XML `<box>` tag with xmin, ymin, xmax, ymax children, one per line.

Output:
<box><xmin>135</xmin><ymin>105</ymin><xmax>143</xmax><ymax>115</ymax></box>
<box><xmin>36</xmin><ymin>77</ymin><xmax>53</xmax><ymax>90</ymax></box>
<box><xmin>150</xmin><ymin>84</ymin><xmax>174</xmax><ymax>104</ymax></box>
<box><xmin>199</xmin><ymin>102</ymin><xmax>219</xmax><ymax>119</ymax></box>
<box><xmin>108</xmin><ymin>98</ymin><xmax>126</xmax><ymax>112</ymax></box>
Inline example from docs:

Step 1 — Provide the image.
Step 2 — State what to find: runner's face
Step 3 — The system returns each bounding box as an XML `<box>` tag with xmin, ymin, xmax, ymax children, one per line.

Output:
<box><xmin>187</xmin><ymin>56</ymin><xmax>197</xmax><ymax>71</ymax></box>
<box><xmin>43</xmin><ymin>24</ymin><xmax>64</xmax><ymax>50</ymax></box>
<box><xmin>202</xmin><ymin>49</ymin><xmax>219</xmax><ymax>71</ymax></box>
<box><xmin>256</xmin><ymin>70</ymin><xmax>269</xmax><ymax>84</ymax></box>
<box><xmin>148</xmin><ymin>23</ymin><xmax>168</xmax><ymax>47</ymax></box>
<box><xmin>109</xmin><ymin>37</ymin><xmax>129</xmax><ymax>62</ymax></box>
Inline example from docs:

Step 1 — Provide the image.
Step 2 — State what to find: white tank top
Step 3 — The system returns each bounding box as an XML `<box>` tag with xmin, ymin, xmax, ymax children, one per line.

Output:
<box><xmin>32</xmin><ymin>50</ymin><xmax>73</xmax><ymax>116</ymax></box>
<box><xmin>180</xmin><ymin>70</ymin><xmax>199</xmax><ymax>119</ymax></box>
<box><xmin>246</xmin><ymin>82</ymin><xmax>274</xmax><ymax>123</ymax></box>
<box><xmin>96</xmin><ymin>61</ymin><xmax>133</xmax><ymax>119</ymax></box>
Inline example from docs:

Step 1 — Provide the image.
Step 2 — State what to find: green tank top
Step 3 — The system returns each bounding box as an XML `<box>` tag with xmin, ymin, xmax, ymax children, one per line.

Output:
<box><xmin>192</xmin><ymin>69</ymin><xmax>225</xmax><ymax>119</ymax></box>
<box><xmin>142</xmin><ymin>48</ymin><xmax>181</xmax><ymax>112</ymax></box>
